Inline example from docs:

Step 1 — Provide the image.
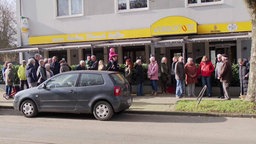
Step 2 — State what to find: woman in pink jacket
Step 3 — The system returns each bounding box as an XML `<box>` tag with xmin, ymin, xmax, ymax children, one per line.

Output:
<box><xmin>147</xmin><ymin>56</ymin><xmax>159</xmax><ymax>96</ymax></box>
<box><xmin>198</xmin><ymin>56</ymin><xmax>215</xmax><ymax>97</ymax></box>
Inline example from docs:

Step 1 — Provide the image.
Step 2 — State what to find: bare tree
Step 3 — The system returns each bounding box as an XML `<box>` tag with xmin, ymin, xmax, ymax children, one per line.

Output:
<box><xmin>244</xmin><ymin>0</ymin><xmax>256</xmax><ymax>102</ymax></box>
<box><xmin>0</xmin><ymin>0</ymin><xmax>16</xmax><ymax>48</ymax></box>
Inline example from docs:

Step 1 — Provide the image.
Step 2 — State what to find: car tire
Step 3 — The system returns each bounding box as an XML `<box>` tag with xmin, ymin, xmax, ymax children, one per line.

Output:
<box><xmin>93</xmin><ymin>101</ymin><xmax>114</xmax><ymax>121</ymax></box>
<box><xmin>21</xmin><ymin>100</ymin><xmax>38</xmax><ymax>118</ymax></box>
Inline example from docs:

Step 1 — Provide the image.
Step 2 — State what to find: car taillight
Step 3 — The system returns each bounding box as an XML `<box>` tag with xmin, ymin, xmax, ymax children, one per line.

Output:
<box><xmin>114</xmin><ymin>86</ymin><xmax>121</xmax><ymax>96</ymax></box>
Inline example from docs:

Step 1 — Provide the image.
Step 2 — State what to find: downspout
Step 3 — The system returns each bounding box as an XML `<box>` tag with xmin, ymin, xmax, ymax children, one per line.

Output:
<box><xmin>18</xmin><ymin>0</ymin><xmax>23</xmax><ymax>62</ymax></box>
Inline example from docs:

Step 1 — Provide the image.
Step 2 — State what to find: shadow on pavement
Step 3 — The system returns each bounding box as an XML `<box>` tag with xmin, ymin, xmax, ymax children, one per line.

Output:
<box><xmin>111</xmin><ymin>113</ymin><xmax>228</xmax><ymax>123</ymax></box>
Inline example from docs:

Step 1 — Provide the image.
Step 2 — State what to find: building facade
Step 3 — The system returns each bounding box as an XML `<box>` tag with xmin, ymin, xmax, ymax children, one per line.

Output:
<box><xmin>16</xmin><ymin>0</ymin><xmax>252</xmax><ymax>65</ymax></box>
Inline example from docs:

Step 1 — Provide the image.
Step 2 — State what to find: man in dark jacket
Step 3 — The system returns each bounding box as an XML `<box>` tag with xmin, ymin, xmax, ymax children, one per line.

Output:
<box><xmin>135</xmin><ymin>59</ymin><xmax>144</xmax><ymax>96</ymax></box>
<box><xmin>51</xmin><ymin>56</ymin><xmax>60</xmax><ymax>75</ymax></box>
<box><xmin>26</xmin><ymin>58</ymin><xmax>38</xmax><ymax>88</ymax></box>
<box><xmin>219</xmin><ymin>54</ymin><xmax>232</xmax><ymax>100</ymax></box>
<box><xmin>88</xmin><ymin>55</ymin><xmax>98</xmax><ymax>70</ymax></box>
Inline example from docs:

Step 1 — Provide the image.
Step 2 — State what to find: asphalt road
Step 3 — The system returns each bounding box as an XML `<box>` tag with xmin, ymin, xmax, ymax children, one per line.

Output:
<box><xmin>0</xmin><ymin>109</ymin><xmax>256</xmax><ymax>144</ymax></box>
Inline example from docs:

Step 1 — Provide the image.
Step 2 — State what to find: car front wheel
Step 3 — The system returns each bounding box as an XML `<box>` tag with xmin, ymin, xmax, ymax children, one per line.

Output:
<box><xmin>93</xmin><ymin>101</ymin><xmax>113</xmax><ymax>121</ymax></box>
<box><xmin>21</xmin><ymin>100</ymin><xmax>38</xmax><ymax>118</ymax></box>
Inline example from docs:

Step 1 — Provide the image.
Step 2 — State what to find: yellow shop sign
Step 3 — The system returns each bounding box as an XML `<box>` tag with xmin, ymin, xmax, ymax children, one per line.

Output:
<box><xmin>29</xmin><ymin>28</ymin><xmax>151</xmax><ymax>45</ymax></box>
<box><xmin>150</xmin><ymin>16</ymin><xmax>197</xmax><ymax>36</ymax></box>
<box><xmin>198</xmin><ymin>21</ymin><xmax>252</xmax><ymax>34</ymax></box>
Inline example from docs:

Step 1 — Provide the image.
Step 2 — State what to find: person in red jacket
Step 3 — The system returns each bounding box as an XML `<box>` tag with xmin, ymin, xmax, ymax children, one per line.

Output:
<box><xmin>198</xmin><ymin>56</ymin><xmax>215</xmax><ymax>97</ymax></box>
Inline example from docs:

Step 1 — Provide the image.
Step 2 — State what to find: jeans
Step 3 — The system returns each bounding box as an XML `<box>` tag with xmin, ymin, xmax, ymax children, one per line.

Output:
<box><xmin>5</xmin><ymin>85</ymin><xmax>13</xmax><ymax>96</ymax></box>
<box><xmin>176</xmin><ymin>80</ymin><xmax>185</xmax><ymax>97</ymax></box>
<box><xmin>137</xmin><ymin>82</ymin><xmax>144</xmax><ymax>96</ymax></box>
<box><xmin>201</xmin><ymin>76</ymin><xmax>212</xmax><ymax>96</ymax></box>
<box><xmin>151</xmin><ymin>80</ymin><xmax>158</xmax><ymax>93</ymax></box>
<box><xmin>187</xmin><ymin>83</ymin><xmax>195</xmax><ymax>97</ymax></box>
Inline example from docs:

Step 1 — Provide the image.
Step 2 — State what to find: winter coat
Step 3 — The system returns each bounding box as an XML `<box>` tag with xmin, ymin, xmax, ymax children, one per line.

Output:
<box><xmin>5</xmin><ymin>68</ymin><xmax>14</xmax><ymax>86</ymax></box>
<box><xmin>18</xmin><ymin>65</ymin><xmax>27</xmax><ymax>80</ymax></box>
<box><xmin>60</xmin><ymin>63</ymin><xmax>71</xmax><ymax>73</ymax></box>
<box><xmin>125</xmin><ymin>66</ymin><xmax>132</xmax><ymax>83</ymax></box>
<box><xmin>135</xmin><ymin>64</ymin><xmax>144</xmax><ymax>84</ymax></box>
<box><xmin>76</xmin><ymin>65</ymin><xmax>86</xmax><ymax>70</ymax></box>
<box><xmin>106</xmin><ymin>60</ymin><xmax>120</xmax><ymax>72</ymax></box>
<box><xmin>239</xmin><ymin>60</ymin><xmax>249</xmax><ymax>95</ymax></box>
<box><xmin>160</xmin><ymin>63</ymin><xmax>169</xmax><ymax>81</ymax></box>
<box><xmin>184</xmin><ymin>62</ymin><xmax>197</xmax><ymax>84</ymax></box>
<box><xmin>88</xmin><ymin>60</ymin><xmax>98</xmax><ymax>70</ymax></box>
<box><xmin>26</xmin><ymin>63</ymin><xmax>38</xmax><ymax>83</ymax></box>
<box><xmin>175</xmin><ymin>61</ymin><xmax>185</xmax><ymax>80</ymax></box>
<box><xmin>198</xmin><ymin>61</ymin><xmax>214</xmax><ymax>77</ymax></box>
<box><xmin>51</xmin><ymin>61</ymin><xmax>60</xmax><ymax>75</ymax></box>
<box><xmin>219</xmin><ymin>60</ymin><xmax>232</xmax><ymax>83</ymax></box>
<box><xmin>147</xmin><ymin>62</ymin><xmax>159</xmax><ymax>80</ymax></box>
<box><xmin>37</xmin><ymin>66</ymin><xmax>47</xmax><ymax>84</ymax></box>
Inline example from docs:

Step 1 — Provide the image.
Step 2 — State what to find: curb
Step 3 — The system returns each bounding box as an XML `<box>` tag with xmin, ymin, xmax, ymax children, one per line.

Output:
<box><xmin>125</xmin><ymin>110</ymin><xmax>256</xmax><ymax>118</ymax></box>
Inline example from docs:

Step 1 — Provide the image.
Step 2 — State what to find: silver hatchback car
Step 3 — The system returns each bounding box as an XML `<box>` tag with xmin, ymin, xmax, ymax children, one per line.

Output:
<box><xmin>13</xmin><ymin>70</ymin><xmax>132</xmax><ymax>121</ymax></box>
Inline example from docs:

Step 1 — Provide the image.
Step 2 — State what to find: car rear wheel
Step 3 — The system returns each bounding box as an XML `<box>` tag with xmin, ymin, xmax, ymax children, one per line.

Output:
<box><xmin>21</xmin><ymin>100</ymin><xmax>38</xmax><ymax>118</ymax></box>
<box><xmin>93</xmin><ymin>101</ymin><xmax>113</xmax><ymax>121</ymax></box>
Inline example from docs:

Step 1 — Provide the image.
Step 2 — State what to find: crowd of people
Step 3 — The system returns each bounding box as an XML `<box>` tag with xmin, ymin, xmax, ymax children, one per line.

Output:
<box><xmin>1</xmin><ymin>48</ymin><xmax>250</xmax><ymax>100</ymax></box>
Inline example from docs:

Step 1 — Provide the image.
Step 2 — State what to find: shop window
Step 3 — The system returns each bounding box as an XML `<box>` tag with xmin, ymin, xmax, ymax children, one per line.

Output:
<box><xmin>56</xmin><ymin>0</ymin><xmax>83</xmax><ymax>17</ymax></box>
<box><xmin>186</xmin><ymin>0</ymin><xmax>223</xmax><ymax>7</ymax></box>
<box><xmin>117</xmin><ymin>0</ymin><xmax>149</xmax><ymax>12</ymax></box>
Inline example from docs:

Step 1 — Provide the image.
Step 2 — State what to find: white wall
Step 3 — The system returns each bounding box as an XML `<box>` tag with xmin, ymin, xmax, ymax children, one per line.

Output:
<box><xmin>20</xmin><ymin>0</ymin><xmax>251</xmax><ymax>36</ymax></box>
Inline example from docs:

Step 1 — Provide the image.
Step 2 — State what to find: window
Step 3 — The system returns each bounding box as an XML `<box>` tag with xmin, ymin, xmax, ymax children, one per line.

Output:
<box><xmin>187</xmin><ymin>0</ymin><xmax>223</xmax><ymax>7</ymax></box>
<box><xmin>79</xmin><ymin>74</ymin><xmax>104</xmax><ymax>87</ymax></box>
<box><xmin>57</xmin><ymin>0</ymin><xmax>83</xmax><ymax>17</ymax></box>
<box><xmin>46</xmin><ymin>74</ymin><xmax>79</xmax><ymax>88</ymax></box>
<box><xmin>117</xmin><ymin>0</ymin><xmax>149</xmax><ymax>12</ymax></box>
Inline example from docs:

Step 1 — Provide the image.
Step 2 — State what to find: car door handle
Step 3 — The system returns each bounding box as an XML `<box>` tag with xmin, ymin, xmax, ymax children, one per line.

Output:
<box><xmin>70</xmin><ymin>90</ymin><xmax>75</xmax><ymax>93</ymax></box>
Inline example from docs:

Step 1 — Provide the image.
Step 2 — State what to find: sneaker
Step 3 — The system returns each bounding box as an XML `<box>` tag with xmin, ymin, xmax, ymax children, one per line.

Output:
<box><xmin>3</xmin><ymin>95</ymin><xmax>9</xmax><ymax>100</ymax></box>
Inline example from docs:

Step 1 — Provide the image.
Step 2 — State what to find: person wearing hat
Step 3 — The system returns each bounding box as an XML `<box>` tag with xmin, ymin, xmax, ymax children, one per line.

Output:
<box><xmin>215</xmin><ymin>54</ymin><xmax>224</xmax><ymax>98</ymax></box>
<box><xmin>18</xmin><ymin>60</ymin><xmax>29</xmax><ymax>90</ymax></box>
<box><xmin>219</xmin><ymin>54</ymin><xmax>232</xmax><ymax>100</ymax></box>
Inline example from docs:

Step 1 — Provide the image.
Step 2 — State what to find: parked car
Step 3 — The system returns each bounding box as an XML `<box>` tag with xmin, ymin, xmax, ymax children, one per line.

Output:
<box><xmin>13</xmin><ymin>70</ymin><xmax>132</xmax><ymax>121</ymax></box>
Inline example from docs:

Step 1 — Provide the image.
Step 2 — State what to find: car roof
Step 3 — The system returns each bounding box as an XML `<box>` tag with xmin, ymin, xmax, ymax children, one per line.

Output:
<box><xmin>61</xmin><ymin>70</ymin><xmax>118</xmax><ymax>75</ymax></box>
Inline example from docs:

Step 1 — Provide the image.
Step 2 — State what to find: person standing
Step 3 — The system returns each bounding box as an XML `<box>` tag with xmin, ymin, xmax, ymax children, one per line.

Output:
<box><xmin>106</xmin><ymin>54</ymin><xmax>120</xmax><ymax>71</ymax></box>
<box><xmin>26</xmin><ymin>58</ymin><xmax>38</xmax><ymax>88</ymax></box>
<box><xmin>45</xmin><ymin>63</ymin><xmax>54</xmax><ymax>79</ymax></box>
<box><xmin>98</xmin><ymin>60</ymin><xmax>106</xmax><ymax>71</ymax></box>
<box><xmin>175</xmin><ymin>56</ymin><xmax>185</xmax><ymax>98</ymax></box>
<box><xmin>51</xmin><ymin>56</ymin><xmax>60</xmax><ymax>75</ymax></box>
<box><xmin>76</xmin><ymin>60</ymin><xmax>86</xmax><ymax>70</ymax></box>
<box><xmin>160</xmin><ymin>57</ymin><xmax>169</xmax><ymax>94</ymax></box>
<box><xmin>147</xmin><ymin>56</ymin><xmax>159</xmax><ymax>96</ymax></box>
<box><xmin>184</xmin><ymin>57</ymin><xmax>197</xmax><ymax>97</ymax></box>
<box><xmin>125</xmin><ymin>59</ymin><xmax>133</xmax><ymax>86</ymax></box>
<box><xmin>135</xmin><ymin>59</ymin><xmax>144</xmax><ymax>96</ymax></box>
<box><xmin>198</xmin><ymin>56</ymin><xmax>215</xmax><ymax>97</ymax></box>
<box><xmin>170</xmin><ymin>57</ymin><xmax>178</xmax><ymax>91</ymax></box>
<box><xmin>88</xmin><ymin>55</ymin><xmax>99</xmax><ymax>70</ymax></box>
<box><xmin>215</xmin><ymin>54</ymin><xmax>224</xmax><ymax>98</ymax></box>
<box><xmin>219</xmin><ymin>54</ymin><xmax>232</xmax><ymax>100</ymax></box>
<box><xmin>18</xmin><ymin>60</ymin><xmax>29</xmax><ymax>90</ymax></box>
<box><xmin>1</xmin><ymin>61</ymin><xmax>9</xmax><ymax>83</ymax></box>
<box><xmin>37</xmin><ymin>59</ymin><xmax>47</xmax><ymax>85</ymax></box>
<box><xmin>59</xmin><ymin>59</ymin><xmax>71</xmax><ymax>73</ymax></box>
<box><xmin>238</xmin><ymin>58</ymin><xmax>249</xmax><ymax>97</ymax></box>
<box><xmin>4</xmin><ymin>63</ymin><xmax>14</xmax><ymax>99</ymax></box>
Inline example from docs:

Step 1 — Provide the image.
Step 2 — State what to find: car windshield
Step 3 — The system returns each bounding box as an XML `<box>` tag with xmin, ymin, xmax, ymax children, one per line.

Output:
<box><xmin>109</xmin><ymin>73</ymin><xmax>127</xmax><ymax>85</ymax></box>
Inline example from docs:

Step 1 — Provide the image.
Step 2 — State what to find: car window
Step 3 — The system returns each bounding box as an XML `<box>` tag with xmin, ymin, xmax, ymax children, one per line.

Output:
<box><xmin>46</xmin><ymin>73</ymin><xmax>79</xmax><ymax>88</ymax></box>
<box><xmin>109</xmin><ymin>73</ymin><xmax>127</xmax><ymax>85</ymax></box>
<box><xmin>79</xmin><ymin>73</ymin><xmax>104</xmax><ymax>87</ymax></box>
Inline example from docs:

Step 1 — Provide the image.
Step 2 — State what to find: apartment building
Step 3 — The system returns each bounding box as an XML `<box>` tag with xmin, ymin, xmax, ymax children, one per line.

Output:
<box><xmin>17</xmin><ymin>0</ymin><xmax>252</xmax><ymax>65</ymax></box>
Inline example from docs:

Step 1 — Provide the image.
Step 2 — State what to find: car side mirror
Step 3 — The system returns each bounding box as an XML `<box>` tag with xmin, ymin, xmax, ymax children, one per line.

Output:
<box><xmin>43</xmin><ymin>83</ymin><xmax>47</xmax><ymax>89</ymax></box>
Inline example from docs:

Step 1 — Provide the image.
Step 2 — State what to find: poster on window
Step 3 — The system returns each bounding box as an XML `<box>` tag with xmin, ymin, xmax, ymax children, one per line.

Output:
<box><xmin>21</xmin><ymin>16</ymin><xmax>29</xmax><ymax>45</ymax></box>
